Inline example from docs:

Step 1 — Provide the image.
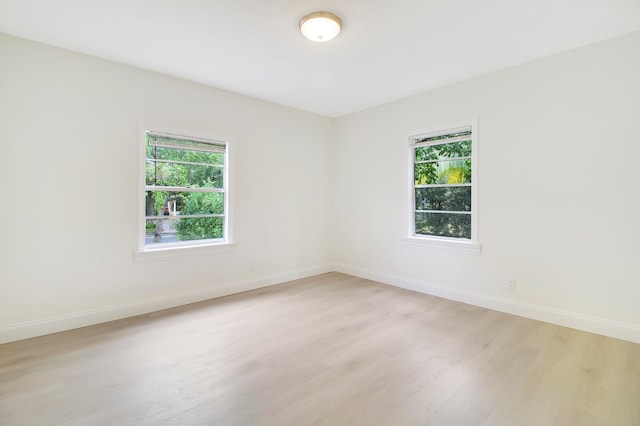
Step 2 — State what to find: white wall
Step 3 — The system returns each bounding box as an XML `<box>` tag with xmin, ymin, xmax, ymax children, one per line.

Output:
<box><xmin>0</xmin><ymin>34</ymin><xmax>333</xmax><ymax>342</ymax></box>
<box><xmin>333</xmin><ymin>31</ymin><xmax>640</xmax><ymax>342</ymax></box>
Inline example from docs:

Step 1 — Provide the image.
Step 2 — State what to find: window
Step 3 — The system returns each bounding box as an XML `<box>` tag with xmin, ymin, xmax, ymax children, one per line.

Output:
<box><xmin>142</xmin><ymin>129</ymin><xmax>228</xmax><ymax>250</ymax></box>
<box><xmin>408</xmin><ymin>119</ymin><xmax>479</xmax><ymax>253</ymax></box>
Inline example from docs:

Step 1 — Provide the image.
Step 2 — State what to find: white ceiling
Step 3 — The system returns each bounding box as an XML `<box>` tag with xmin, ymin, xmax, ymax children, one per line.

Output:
<box><xmin>1</xmin><ymin>0</ymin><xmax>639</xmax><ymax>117</ymax></box>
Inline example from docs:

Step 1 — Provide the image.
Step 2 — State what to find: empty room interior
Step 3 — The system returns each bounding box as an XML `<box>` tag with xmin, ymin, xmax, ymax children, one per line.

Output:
<box><xmin>1</xmin><ymin>0</ymin><xmax>640</xmax><ymax>425</ymax></box>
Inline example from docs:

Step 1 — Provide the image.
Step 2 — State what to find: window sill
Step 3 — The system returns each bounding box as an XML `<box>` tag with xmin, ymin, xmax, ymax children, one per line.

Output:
<box><xmin>401</xmin><ymin>236</ymin><xmax>481</xmax><ymax>255</ymax></box>
<box><xmin>134</xmin><ymin>242</ymin><xmax>237</xmax><ymax>263</ymax></box>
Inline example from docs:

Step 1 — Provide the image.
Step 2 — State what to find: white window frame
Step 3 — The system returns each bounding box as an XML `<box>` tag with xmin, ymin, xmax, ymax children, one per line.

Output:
<box><xmin>403</xmin><ymin>118</ymin><xmax>480</xmax><ymax>255</ymax></box>
<box><xmin>135</xmin><ymin>124</ymin><xmax>235</xmax><ymax>262</ymax></box>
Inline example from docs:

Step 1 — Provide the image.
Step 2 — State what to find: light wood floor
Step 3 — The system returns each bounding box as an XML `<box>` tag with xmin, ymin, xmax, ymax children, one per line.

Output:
<box><xmin>1</xmin><ymin>272</ymin><xmax>639</xmax><ymax>426</ymax></box>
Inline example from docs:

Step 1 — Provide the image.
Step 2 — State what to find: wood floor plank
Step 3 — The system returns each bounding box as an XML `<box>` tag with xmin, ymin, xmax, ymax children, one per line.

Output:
<box><xmin>1</xmin><ymin>272</ymin><xmax>639</xmax><ymax>425</ymax></box>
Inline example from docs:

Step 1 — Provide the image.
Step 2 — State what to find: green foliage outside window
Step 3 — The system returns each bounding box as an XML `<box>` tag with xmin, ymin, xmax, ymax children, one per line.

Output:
<box><xmin>145</xmin><ymin>133</ymin><xmax>225</xmax><ymax>244</ymax></box>
<box><xmin>175</xmin><ymin>192</ymin><xmax>224</xmax><ymax>240</ymax></box>
<box><xmin>414</xmin><ymin>135</ymin><xmax>472</xmax><ymax>239</ymax></box>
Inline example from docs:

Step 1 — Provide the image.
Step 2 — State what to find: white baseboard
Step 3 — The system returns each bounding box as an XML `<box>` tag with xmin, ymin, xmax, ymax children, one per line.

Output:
<box><xmin>0</xmin><ymin>264</ymin><xmax>333</xmax><ymax>344</ymax></box>
<box><xmin>4</xmin><ymin>263</ymin><xmax>638</xmax><ymax>345</ymax></box>
<box><xmin>333</xmin><ymin>263</ymin><xmax>640</xmax><ymax>344</ymax></box>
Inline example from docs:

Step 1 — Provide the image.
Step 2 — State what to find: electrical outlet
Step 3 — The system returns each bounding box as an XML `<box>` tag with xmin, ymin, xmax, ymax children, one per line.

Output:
<box><xmin>507</xmin><ymin>278</ymin><xmax>516</xmax><ymax>290</ymax></box>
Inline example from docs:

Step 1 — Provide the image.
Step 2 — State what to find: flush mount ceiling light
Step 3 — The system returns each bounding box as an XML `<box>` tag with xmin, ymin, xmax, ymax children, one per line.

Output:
<box><xmin>299</xmin><ymin>11</ymin><xmax>342</xmax><ymax>42</ymax></box>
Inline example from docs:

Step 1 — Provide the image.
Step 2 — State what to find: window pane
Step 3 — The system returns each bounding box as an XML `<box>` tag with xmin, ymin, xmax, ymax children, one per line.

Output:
<box><xmin>415</xmin><ymin>187</ymin><xmax>471</xmax><ymax>211</ymax></box>
<box><xmin>145</xmin><ymin>217</ymin><xmax>223</xmax><ymax>245</ymax></box>
<box><xmin>415</xmin><ymin>140</ymin><xmax>471</xmax><ymax>161</ymax></box>
<box><xmin>145</xmin><ymin>218</ymin><xmax>178</xmax><ymax>245</ymax></box>
<box><xmin>146</xmin><ymin>160</ymin><xmax>223</xmax><ymax>188</ymax></box>
<box><xmin>414</xmin><ymin>159</ymin><xmax>471</xmax><ymax>185</ymax></box>
<box><xmin>175</xmin><ymin>217</ymin><xmax>224</xmax><ymax>241</ymax></box>
<box><xmin>415</xmin><ymin>212</ymin><xmax>471</xmax><ymax>239</ymax></box>
<box><xmin>145</xmin><ymin>191</ymin><xmax>224</xmax><ymax>216</ymax></box>
<box><xmin>147</xmin><ymin>146</ymin><xmax>224</xmax><ymax>165</ymax></box>
<box><xmin>145</xmin><ymin>191</ymin><xmax>167</xmax><ymax>216</ymax></box>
